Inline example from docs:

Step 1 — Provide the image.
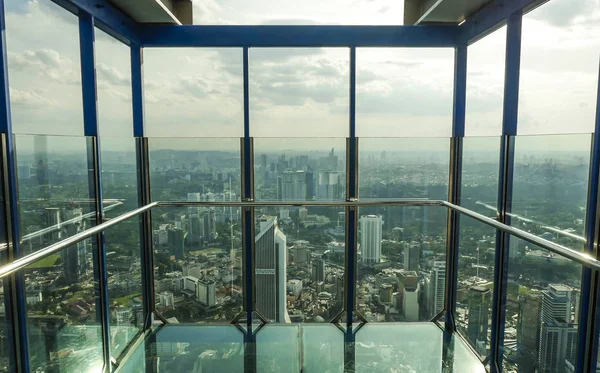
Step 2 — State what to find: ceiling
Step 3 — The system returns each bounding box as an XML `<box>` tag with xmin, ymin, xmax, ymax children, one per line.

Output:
<box><xmin>108</xmin><ymin>0</ymin><xmax>193</xmax><ymax>24</ymax></box>
<box><xmin>404</xmin><ymin>0</ymin><xmax>494</xmax><ymax>25</ymax></box>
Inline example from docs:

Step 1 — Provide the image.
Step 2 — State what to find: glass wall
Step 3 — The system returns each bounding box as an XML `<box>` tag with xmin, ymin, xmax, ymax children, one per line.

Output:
<box><xmin>5</xmin><ymin>0</ymin><xmax>83</xmax><ymax>136</ymax></box>
<box><xmin>254</xmin><ymin>206</ymin><xmax>345</xmax><ymax>323</ymax></box>
<box><xmin>502</xmin><ymin>236</ymin><xmax>581</xmax><ymax>373</ymax></box>
<box><xmin>249</xmin><ymin>48</ymin><xmax>349</xmax><ymax>138</ymax></box>
<box><xmin>254</xmin><ymin>138</ymin><xmax>346</xmax><ymax>201</ymax></box>
<box><xmin>511</xmin><ymin>134</ymin><xmax>591</xmax><ymax>251</ymax></box>
<box><xmin>460</xmin><ymin>137</ymin><xmax>501</xmax><ymax>217</ymax></box>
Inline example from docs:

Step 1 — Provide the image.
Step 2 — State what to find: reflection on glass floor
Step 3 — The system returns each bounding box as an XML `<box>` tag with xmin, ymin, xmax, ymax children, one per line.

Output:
<box><xmin>116</xmin><ymin>323</ymin><xmax>485</xmax><ymax>373</ymax></box>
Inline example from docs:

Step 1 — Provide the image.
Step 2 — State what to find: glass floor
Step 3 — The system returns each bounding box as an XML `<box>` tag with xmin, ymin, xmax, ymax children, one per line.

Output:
<box><xmin>116</xmin><ymin>322</ymin><xmax>486</xmax><ymax>373</ymax></box>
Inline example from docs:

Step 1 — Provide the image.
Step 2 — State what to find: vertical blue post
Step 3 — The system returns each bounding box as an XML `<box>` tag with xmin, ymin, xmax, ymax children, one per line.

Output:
<box><xmin>489</xmin><ymin>11</ymin><xmax>521</xmax><ymax>373</ymax></box>
<box><xmin>242</xmin><ymin>46</ymin><xmax>254</xmax><ymax>327</ymax></box>
<box><xmin>575</xmin><ymin>58</ymin><xmax>600</xmax><ymax>373</ymax></box>
<box><xmin>346</xmin><ymin>46</ymin><xmax>357</xmax><ymax>330</ymax></box>
<box><xmin>79</xmin><ymin>11</ymin><xmax>111</xmax><ymax>372</ymax></box>
<box><xmin>131</xmin><ymin>45</ymin><xmax>154</xmax><ymax>330</ymax></box>
<box><xmin>0</xmin><ymin>0</ymin><xmax>28</xmax><ymax>370</ymax></box>
<box><xmin>445</xmin><ymin>44</ymin><xmax>466</xmax><ymax>333</ymax></box>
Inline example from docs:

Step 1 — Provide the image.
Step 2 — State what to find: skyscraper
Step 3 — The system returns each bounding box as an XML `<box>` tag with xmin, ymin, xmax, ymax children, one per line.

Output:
<box><xmin>45</xmin><ymin>207</ymin><xmax>62</xmax><ymax>242</ymax></box>
<box><xmin>403</xmin><ymin>284</ymin><xmax>420</xmax><ymax>322</ymax></box>
<box><xmin>517</xmin><ymin>293</ymin><xmax>542</xmax><ymax>373</ymax></box>
<box><xmin>359</xmin><ymin>215</ymin><xmax>383</xmax><ymax>264</ymax></box>
<box><xmin>62</xmin><ymin>208</ymin><xmax>86</xmax><ymax>283</ymax></box>
<box><xmin>467</xmin><ymin>286</ymin><xmax>491</xmax><ymax>353</ymax></box>
<box><xmin>312</xmin><ymin>259</ymin><xmax>326</xmax><ymax>283</ymax></box>
<box><xmin>404</xmin><ymin>243</ymin><xmax>420</xmax><ymax>271</ymax></box>
<box><xmin>282</xmin><ymin>170</ymin><xmax>306</xmax><ymax>201</ymax></box>
<box><xmin>538</xmin><ymin>284</ymin><xmax>577</xmax><ymax>373</ymax></box>
<box><xmin>197</xmin><ymin>279</ymin><xmax>216</xmax><ymax>307</ymax></box>
<box><xmin>317</xmin><ymin>171</ymin><xmax>341</xmax><ymax>201</ymax></box>
<box><xmin>255</xmin><ymin>217</ymin><xmax>288</xmax><ymax>322</ymax></box>
<box><xmin>168</xmin><ymin>227</ymin><xmax>185</xmax><ymax>259</ymax></box>
<box><xmin>430</xmin><ymin>261</ymin><xmax>446</xmax><ymax>317</ymax></box>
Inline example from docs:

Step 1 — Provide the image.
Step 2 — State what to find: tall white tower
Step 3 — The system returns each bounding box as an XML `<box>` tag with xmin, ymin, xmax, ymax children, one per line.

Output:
<box><xmin>359</xmin><ymin>215</ymin><xmax>383</xmax><ymax>264</ymax></box>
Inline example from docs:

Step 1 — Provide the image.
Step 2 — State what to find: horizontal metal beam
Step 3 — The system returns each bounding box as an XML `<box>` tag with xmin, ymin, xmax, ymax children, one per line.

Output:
<box><xmin>51</xmin><ymin>0</ymin><xmax>141</xmax><ymax>45</ymax></box>
<box><xmin>458</xmin><ymin>0</ymin><xmax>548</xmax><ymax>45</ymax></box>
<box><xmin>157</xmin><ymin>199</ymin><xmax>445</xmax><ymax>207</ymax></box>
<box><xmin>0</xmin><ymin>202</ymin><xmax>158</xmax><ymax>279</ymax></box>
<box><xmin>139</xmin><ymin>25</ymin><xmax>460</xmax><ymax>47</ymax></box>
<box><xmin>443</xmin><ymin>201</ymin><xmax>600</xmax><ymax>272</ymax></box>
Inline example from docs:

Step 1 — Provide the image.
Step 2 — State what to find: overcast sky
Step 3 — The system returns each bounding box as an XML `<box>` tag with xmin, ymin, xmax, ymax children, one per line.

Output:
<box><xmin>4</xmin><ymin>0</ymin><xmax>600</xmax><ymax>153</ymax></box>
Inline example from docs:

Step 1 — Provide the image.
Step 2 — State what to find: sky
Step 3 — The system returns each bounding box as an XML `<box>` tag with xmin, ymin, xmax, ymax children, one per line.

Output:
<box><xmin>4</xmin><ymin>0</ymin><xmax>600</xmax><ymax>153</ymax></box>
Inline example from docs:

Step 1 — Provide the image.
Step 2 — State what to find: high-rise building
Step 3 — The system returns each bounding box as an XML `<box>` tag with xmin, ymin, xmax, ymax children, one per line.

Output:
<box><xmin>45</xmin><ymin>207</ymin><xmax>62</xmax><ymax>242</ymax></box>
<box><xmin>305</xmin><ymin>170</ymin><xmax>314</xmax><ymax>200</ymax></box>
<box><xmin>379</xmin><ymin>284</ymin><xmax>393</xmax><ymax>303</ymax></box>
<box><xmin>430</xmin><ymin>261</ymin><xmax>446</xmax><ymax>317</ymax></box>
<box><xmin>317</xmin><ymin>171</ymin><xmax>341</xmax><ymax>200</ymax></box>
<box><xmin>403</xmin><ymin>284</ymin><xmax>420</xmax><ymax>322</ymax></box>
<box><xmin>287</xmin><ymin>279</ymin><xmax>303</xmax><ymax>297</ymax></box>
<box><xmin>62</xmin><ymin>208</ymin><xmax>86</xmax><ymax>283</ymax></box>
<box><xmin>319</xmin><ymin>148</ymin><xmax>338</xmax><ymax>170</ymax></box>
<box><xmin>168</xmin><ymin>227</ymin><xmax>185</xmax><ymax>259</ymax></box>
<box><xmin>255</xmin><ymin>217</ymin><xmax>288</xmax><ymax>322</ymax></box>
<box><xmin>467</xmin><ymin>286</ymin><xmax>491</xmax><ymax>353</ymax></box>
<box><xmin>282</xmin><ymin>170</ymin><xmax>307</xmax><ymax>201</ymax></box>
<box><xmin>359</xmin><ymin>215</ymin><xmax>383</xmax><ymax>264</ymax></box>
<box><xmin>517</xmin><ymin>293</ymin><xmax>542</xmax><ymax>372</ymax></box>
<box><xmin>538</xmin><ymin>284</ymin><xmax>577</xmax><ymax>373</ymax></box>
<box><xmin>312</xmin><ymin>259</ymin><xmax>326</xmax><ymax>283</ymax></box>
<box><xmin>260</xmin><ymin>153</ymin><xmax>267</xmax><ymax>168</ymax></box>
<box><xmin>404</xmin><ymin>243</ymin><xmax>420</xmax><ymax>271</ymax></box>
<box><xmin>197</xmin><ymin>279</ymin><xmax>216</xmax><ymax>307</ymax></box>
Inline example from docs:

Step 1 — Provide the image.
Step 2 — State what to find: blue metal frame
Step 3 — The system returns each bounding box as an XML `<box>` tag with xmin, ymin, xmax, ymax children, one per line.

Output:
<box><xmin>0</xmin><ymin>0</ymin><xmax>28</xmax><ymax>370</ymax></box>
<box><xmin>445</xmin><ymin>44</ymin><xmax>467</xmax><ymax>334</ymax></box>
<box><xmin>139</xmin><ymin>25</ymin><xmax>460</xmax><ymax>48</ymax></box>
<box><xmin>489</xmin><ymin>10</ymin><xmax>522</xmax><ymax>373</ymax></box>
<box><xmin>79</xmin><ymin>12</ymin><xmax>112</xmax><ymax>371</ymax></box>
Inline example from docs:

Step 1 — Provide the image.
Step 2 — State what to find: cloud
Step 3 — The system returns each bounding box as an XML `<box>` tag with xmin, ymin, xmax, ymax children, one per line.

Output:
<box><xmin>8</xmin><ymin>49</ymin><xmax>79</xmax><ymax>84</ymax></box>
<box><xmin>530</xmin><ymin>0</ymin><xmax>597</xmax><ymax>27</ymax></box>
<box><xmin>96</xmin><ymin>63</ymin><xmax>131</xmax><ymax>86</ymax></box>
<box><xmin>9</xmin><ymin>87</ymin><xmax>58</xmax><ymax>107</ymax></box>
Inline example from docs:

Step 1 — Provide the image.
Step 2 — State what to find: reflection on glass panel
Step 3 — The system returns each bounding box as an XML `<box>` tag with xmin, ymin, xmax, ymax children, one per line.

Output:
<box><xmin>254</xmin><ymin>206</ymin><xmax>344</xmax><ymax>323</ymax></box>
<box><xmin>5</xmin><ymin>0</ymin><xmax>83</xmax><ymax>135</ymax></box>
<box><xmin>249</xmin><ymin>49</ymin><xmax>349</xmax><ymax>137</ymax></box>
<box><xmin>359</xmin><ymin>138</ymin><xmax>449</xmax><ymax>200</ymax></box>
<box><xmin>15</xmin><ymin>135</ymin><xmax>94</xmax><ymax>254</ymax></box>
<box><xmin>148</xmin><ymin>138</ymin><xmax>241</xmax><ymax>202</ymax></box>
<box><xmin>144</xmin><ymin>49</ymin><xmax>243</xmax><ymax>137</ymax></box>
<box><xmin>193</xmin><ymin>0</ymin><xmax>403</xmax><ymax>25</ymax></box>
<box><xmin>254</xmin><ymin>138</ymin><xmax>346</xmax><ymax>201</ymax></box>
<box><xmin>95</xmin><ymin>29</ymin><xmax>133</xmax><ymax>138</ymax></box>
<box><xmin>256</xmin><ymin>325</ymin><xmax>300</xmax><ymax>373</ymax></box>
<box><xmin>519</xmin><ymin>0</ymin><xmax>600</xmax><ymax>135</ymax></box>
<box><xmin>503</xmin><ymin>237</ymin><xmax>582</xmax><ymax>373</ymax></box>
<box><xmin>456</xmin><ymin>216</ymin><xmax>496</xmax><ymax>358</ymax></box>
<box><xmin>460</xmin><ymin>137</ymin><xmax>501</xmax><ymax>218</ymax></box>
<box><xmin>465</xmin><ymin>26</ymin><xmax>506</xmax><ymax>137</ymax></box>
<box><xmin>302</xmin><ymin>324</ymin><xmax>343</xmax><ymax>372</ymax></box>
<box><xmin>356</xmin><ymin>49</ymin><xmax>454</xmax><ymax>137</ymax></box>
<box><xmin>512</xmin><ymin>134</ymin><xmax>590</xmax><ymax>251</ymax></box>
<box><xmin>152</xmin><ymin>207</ymin><xmax>243</xmax><ymax>323</ymax></box>
<box><xmin>25</xmin><ymin>241</ymin><xmax>103</xmax><ymax>372</ymax></box>
<box><xmin>105</xmin><ymin>216</ymin><xmax>143</xmax><ymax>357</ymax></box>
<box><xmin>356</xmin><ymin>206</ymin><xmax>447</xmax><ymax>322</ymax></box>
<box><xmin>355</xmin><ymin>324</ymin><xmax>443</xmax><ymax>370</ymax></box>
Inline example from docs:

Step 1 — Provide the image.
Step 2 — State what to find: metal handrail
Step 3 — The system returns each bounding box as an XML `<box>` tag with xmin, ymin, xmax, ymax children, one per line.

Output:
<box><xmin>0</xmin><ymin>202</ymin><xmax>158</xmax><ymax>279</ymax></box>
<box><xmin>1</xmin><ymin>198</ymin><xmax>598</xmax><ymax>279</ymax></box>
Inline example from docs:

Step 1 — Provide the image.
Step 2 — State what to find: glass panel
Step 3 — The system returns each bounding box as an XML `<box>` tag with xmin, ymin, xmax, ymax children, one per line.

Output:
<box><xmin>460</xmin><ymin>137</ymin><xmax>501</xmax><ymax>218</ymax></box>
<box><xmin>25</xmin><ymin>241</ymin><xmax>104</xmax><ymax>372</ymax></box>
<box><xmin>456</xmin><ymin>216</ymin><xmax>496</xmax><ymax>358</ymax></box>
<box><xmin>101</xmin><ymin>138</ymin><xmax>138</xmax><ymax>217</ymax></box>
<box><xmin>356</xmin><ymin>48</ymin><xmax>454</xmax><ymax>137</ymax></box>
<box><xmin>143</xmin><ymin>49</ymin><xmax>243</xmax><ymax>137</ymax></box>
<box><xmin>301</xmin><ymin>324</ymin><xmax>344</xmax><ymax>372</ymax></box>
<box><xmin>152</xmin><ymin>206</ymin><xmax>243</xmax><ymax>323</ymax></box>
<box><xmin>359</xmin><ymin>138</ymin><xmax>450</xmax><ymax>200</ymax></box>
<box><xmin>502</xmin><ymin>236</ymin><xmax>581</xmax><ymax>373</ymax></box>
<box><xmin>249</xmin><ymin>48</ymin><xmax>349</xmax><ymax>137</ymax></box>
<box><xmin>356</xmin><ymin>206</ymin><xmax>447</xmax><ymax>322</ymax></box>
<box><xmin>148</xmin><ymin>138</ymin><xmax>241</xmax><ymax>202</ymax></box>
<box><xmin>5</xmin><ymin>0</ymin><xmax>83</xmax><ymax>135</ymax></box>
<box><xmin>465</xmin><ymin>26</ymin><xmax>506</xmax><ymax>137</ymax></box>
<box><xmin>15</xmin><ymin>135</ymin><xmax>95</xmax><ymax>254</ymax></box>
<box><xmin>254</xmin><ymin>206</ymin><xmax>345</xmax><ymax>323</ymax></box>
<box><xmin>511</xmin><ymin>134</ymin><xmax>590</xmax><ymax>251</ymax></box>
<box><xmin>193</xmin><ymin>0</ymin><xmax>404</xmax><ymax>25</ymax></box>
<box><xmin>105</xmin><ymin>215</ymin><xmax>143</xmax><ymax>357</ymax></box>
<box><xmin>519</xmin><ymin>0</ymin><xmax>600</xmax><ymax>135</ymax></box>
<box><xmin>254</xmin><ymin>138</ymin><xmax>346</xmax><ymax>201</ymax></box>
<box><xmin>354</xmin><ymin>324</ymin><xmax>443</xmax><ymax>370</ymax></box>
<box><xmin>95</xmin><ymin>29</ymin><xmax>133</xmax><ymax>138</ymax></box>
<box><xmin>256</xmin><ymin>325</ymin><xmax>300</xmax><ymax>373</ymax></box>
<box><xmin>0</xmin><ymin>148</ymin><xmax>14</xmax><ymax>371</ymax></box>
